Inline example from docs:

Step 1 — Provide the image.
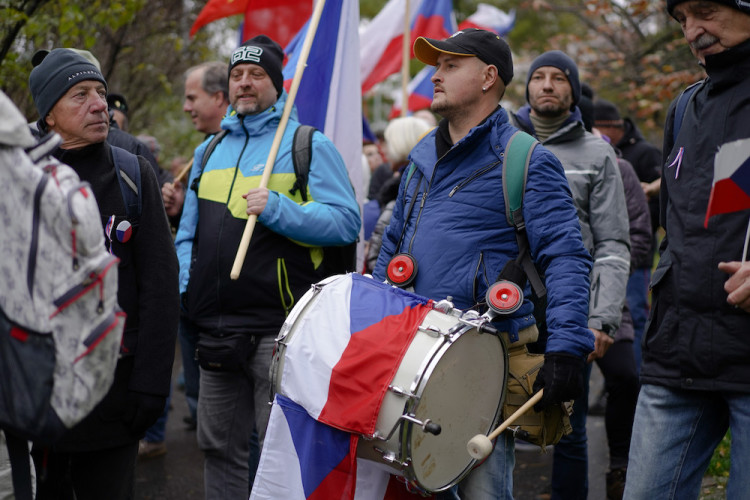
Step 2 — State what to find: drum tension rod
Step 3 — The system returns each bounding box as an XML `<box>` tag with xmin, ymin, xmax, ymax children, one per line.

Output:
<box><xmin>401</xmin><ymin>415</ymin><xmax>442</xmax><ymax>436</ymax></box>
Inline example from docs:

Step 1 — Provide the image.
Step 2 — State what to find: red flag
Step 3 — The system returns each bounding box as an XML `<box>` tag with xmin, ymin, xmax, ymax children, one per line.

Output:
<box><xmin>190</xmin><ymin>0</ymin><xmax>249</xmax><ymax>38</ymax></box>
<box><xmin>241</xmin><ymin>0</ymin><xmax>311</xmax><ymax>48</ymax></box>
<box><xmin>190</xmin><ymin>0</ymin><xmax>311</xmax><ymax>48</ymax></box>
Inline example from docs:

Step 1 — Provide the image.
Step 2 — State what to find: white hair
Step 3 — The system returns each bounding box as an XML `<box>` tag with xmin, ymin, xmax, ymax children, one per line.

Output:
<box><xmin>384</xmin><ymin>117</ymin><xmax>432</xmax><ymax>164</ymax></box>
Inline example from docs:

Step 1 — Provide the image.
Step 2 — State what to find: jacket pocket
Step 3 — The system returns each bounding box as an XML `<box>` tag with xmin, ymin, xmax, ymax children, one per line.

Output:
<box><xmin>643</xmin><ymin>250</ymin><xmax>672</xmax><ymax>353</ymax></box>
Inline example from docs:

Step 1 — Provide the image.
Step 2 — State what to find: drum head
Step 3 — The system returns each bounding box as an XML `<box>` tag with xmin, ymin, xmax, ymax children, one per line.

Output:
<box><xmin>406</xmin><ymin>327</ymin><xmax>507</xmax><ymax>492</ymax></box>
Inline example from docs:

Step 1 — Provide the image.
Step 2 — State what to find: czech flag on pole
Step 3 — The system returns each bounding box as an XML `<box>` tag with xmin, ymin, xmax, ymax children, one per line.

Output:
<box><xmin>360</xmin><ymin>0</ymin><xmax>455</xmax><ymax>94</ymax></box>
<box><xmin>282</xmin><ymin>0</ymin><xmax>364</xmax><ymax>205</ymax></box>
<box><xmin>704</xmin><ymin>137</ymin><xmax>750</xmax><ymax>228</ymax></box>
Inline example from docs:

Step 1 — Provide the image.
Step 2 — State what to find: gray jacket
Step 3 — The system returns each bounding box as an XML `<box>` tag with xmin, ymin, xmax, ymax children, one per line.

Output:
<box><xmin>512</xmin><ymin>107</ymin><xmax>631</xmax><ymax>336</ymax></box>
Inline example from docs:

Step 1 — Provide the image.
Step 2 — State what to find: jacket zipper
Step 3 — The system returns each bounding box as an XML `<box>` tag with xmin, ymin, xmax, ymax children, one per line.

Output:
<box><xmin>448</xmin><ymin>158</ymin><xmax>503</xmax><ymax>197</ymax></box>
<box><xmin>217</xmin><ymin>121</ymin><xmax>251</xmax><ymax>322</ymax></box>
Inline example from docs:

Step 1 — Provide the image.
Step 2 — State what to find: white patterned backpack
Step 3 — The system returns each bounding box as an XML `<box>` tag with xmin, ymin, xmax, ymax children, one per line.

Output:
<box><xmin>0</xmin><ymin>90</ymin><xmax>123</xmax><ymax>450</ymax></box>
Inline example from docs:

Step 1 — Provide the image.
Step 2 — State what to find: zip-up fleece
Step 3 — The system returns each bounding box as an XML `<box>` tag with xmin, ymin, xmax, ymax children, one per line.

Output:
<box><xmin>175</xmin><ymin>91</ymin><xmax>360</xmax><ymax>335</ymax></box>
<box><xmin>373</xmin><ymin>107</ymin><xmax>594</xmax><ymax>358</ymax></box>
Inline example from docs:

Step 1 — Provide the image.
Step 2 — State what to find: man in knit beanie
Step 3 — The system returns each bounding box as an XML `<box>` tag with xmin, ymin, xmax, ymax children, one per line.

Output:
<box><xmin>510</xmin><ymin>51</ymin><xmax>631</xmax><ymax>500</ymax></box>
<box><xmin>624</xmin><ymin>2</ymin><xmax>750</xmax><ymax>498</ymax></box>
<box><xmin>175</xmin><ymin>34</ymin><xmax>359</xmax><ymax>498</ymax></box>
<box><xmin>27</xmin><ymin>49</ymin><xmax>178</xmax><ymax>500</ymax></box>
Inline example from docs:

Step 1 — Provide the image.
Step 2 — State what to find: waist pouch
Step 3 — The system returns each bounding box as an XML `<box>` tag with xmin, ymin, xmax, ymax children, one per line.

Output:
<box><xmin>196</xmin><ymin>332</ymin><xmax>257</xmax><ymax>372</ymax></box>
<box><xmin>503</xmin><ymin>345</ymin><xmax>572</xmax><ymax>451</ymax></box>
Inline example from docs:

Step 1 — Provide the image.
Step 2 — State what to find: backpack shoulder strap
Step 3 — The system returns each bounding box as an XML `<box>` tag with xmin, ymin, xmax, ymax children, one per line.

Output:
<box><xmin>111</xmin><ymin>146</ymin><xmax>142</xmax><ymax>219</ymax></box>
<box><xmin>191</xmin><ymin>129</ymin><xmax>229</xmax><ymax>193</ymax></box>
<box><xmin>672</xmin><ymin>80</ymin><xmax>705</xmax><ymax>143</ymax></box>
<box><xmin>503</xmin><ymin>131</ymin><xmax>537</xmax><ymax>230</ymax></box>
<box><xmin>502</xmin><ymin>131</ymin><xmax>546</xmax><ymax>298</ymax></box>
<box><xmin>289</xmin><ymin>125</ymin><xmax>316</xmax><ymax>203</ymax></box>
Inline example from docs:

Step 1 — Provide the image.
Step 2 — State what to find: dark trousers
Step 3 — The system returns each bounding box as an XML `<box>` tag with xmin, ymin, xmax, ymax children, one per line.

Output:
<box><xmin>597</xmin><ymin>340</ymin><xmax>639</xmax><ymax>469</ymax></box>
<box><xmin>32</xmin><ymin>442</ymin><xmax>138</xmax><ymax>500</ymax></box>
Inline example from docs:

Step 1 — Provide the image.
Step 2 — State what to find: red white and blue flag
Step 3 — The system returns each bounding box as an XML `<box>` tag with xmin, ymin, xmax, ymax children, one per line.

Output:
<box><xmin>704</xmin><ymin>137</ymin><xmax>750</xmax><ymax>227</ymax></box>
<box><xmin>250</xmin><ymin>274</ymin><xmax>434</xmax><ymax>499</ymax></box>
<box><xmin>360</xmin><ymin>0</ymin><xmax>455</xmax><ymax>94</ymax></box>
<box><xmin>457</xmin><ymin>3</ymin><xmax>516</xmax><ymax>35</ymax></box>
<box><xmin>282</xmin><ymin>0</ymin><xmax>365</xmax><ymax>202</ymax></box>
<box><xmin>390</xmin><ymin>4</ymin><xmax>516</xmax><ymax>117</ymax></box>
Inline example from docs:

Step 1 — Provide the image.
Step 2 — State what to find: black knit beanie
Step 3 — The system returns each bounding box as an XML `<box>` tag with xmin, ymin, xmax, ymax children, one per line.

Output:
<box><xmin>229</xmin><ymin>35</ymin><xmax>284</xmax><ymax>98</ymax></box>
<box><xmin>667</xmin><ymin>0</ymin><xmax>750</xmax><ymax>17</ymax></box>
<box><xmin>29</xmin><ymin>48</ymin><xmax>107</xmax><ymax>119</ymax></box>
<box><xmin>526</xmin><ymin>50</ymin><xmax>581</xmax><ymax>111</ymax></box>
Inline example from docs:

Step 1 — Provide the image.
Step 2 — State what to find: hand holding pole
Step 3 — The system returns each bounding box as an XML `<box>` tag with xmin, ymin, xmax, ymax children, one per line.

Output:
<box><xmin>229</xmin><ymin>0</ymin><xmax>327</xmax><ymax>280</ymax></box>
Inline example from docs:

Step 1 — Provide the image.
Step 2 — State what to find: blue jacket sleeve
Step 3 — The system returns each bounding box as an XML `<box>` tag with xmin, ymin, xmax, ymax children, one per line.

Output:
<box><xmin>174</xmin><ymin>139</ymin><xmax>209</xmax><ymax>294</ymax></box>
<box><xmin>258</xmin><ymin>132</ymin><xmax>361</xmax><ymax>246</ymax></box>
<box><xmin>524</xmin><ymin>148</ymin><xmax>595</xmax><ymax>359</ymax></box>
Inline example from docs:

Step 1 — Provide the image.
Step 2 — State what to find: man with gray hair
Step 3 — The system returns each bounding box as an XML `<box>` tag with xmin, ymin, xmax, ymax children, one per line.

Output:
<box><xmin>625</xmin><ymin>2</ymin><xmax>750</xmax><ymax>498</ymax></box>
<box><xmin>160</xmin><ymin>61</ymin><xmax>230</xmax><ymax>437</ymax></box>
<box><xmin>27</xmin><ymin>47</ymin><xmax>178</xmax><ymax>500</ymax></box>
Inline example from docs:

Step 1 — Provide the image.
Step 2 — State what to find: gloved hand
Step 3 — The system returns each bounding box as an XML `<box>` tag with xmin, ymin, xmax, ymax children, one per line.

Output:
<box><xmin>127</xmin><ymin>391</ymin><xmax>167</xmax><ymax>437</ymax></box>
<box><xmin>532</xmin><ymin>353</ymin><xmax>585</xmax><ymax>412</ymax></box>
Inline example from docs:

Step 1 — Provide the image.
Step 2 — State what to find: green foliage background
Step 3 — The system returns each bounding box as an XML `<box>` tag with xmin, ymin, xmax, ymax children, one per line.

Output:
<box><xmin>1</xmin><ymin>0</ymin><xmax>705</xmax><ymax>162</ymax></box>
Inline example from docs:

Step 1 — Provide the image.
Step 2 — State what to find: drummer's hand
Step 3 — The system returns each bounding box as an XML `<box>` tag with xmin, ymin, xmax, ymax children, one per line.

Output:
<box><xmin>532</xmin><ymin>353</ymin><xmax>584</xmax><ymax>411</ymax></box>
<box><xmin>243</xmin><ymin>188</ymin><xmax>269</xmax><ymax>216</ymax></box>
<box><xmin>586</xmin><ymin>328</ymin><xmax>614</xmax><ymax>363</ymax></box>
<box><xmin>719</xmin><ymin>261</ymin><xmax>750</xmax><ymax>313</ymax></box>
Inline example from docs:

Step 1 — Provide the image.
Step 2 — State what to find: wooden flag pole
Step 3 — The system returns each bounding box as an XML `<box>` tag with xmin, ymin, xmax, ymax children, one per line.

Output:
<box><xmin>400</xmin><ymin>0</ymin><xmax>411</xmax><ymax>118</ymax></box>
<box><xmin>173</xmin><ymin>157</ymin><xmax>193</xmax><ymax>185</ymax></box>
<box><xmin>230</xmin><ymin>0</ymin><xmax>327</xmax><ymax>280</ymax></box>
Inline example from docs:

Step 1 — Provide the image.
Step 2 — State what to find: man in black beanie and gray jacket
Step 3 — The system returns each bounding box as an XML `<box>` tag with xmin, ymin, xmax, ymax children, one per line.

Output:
<box><xmin>27</xmin><ymin>48</ymin><xmax>178</xmax><ymax>500</ymax></box>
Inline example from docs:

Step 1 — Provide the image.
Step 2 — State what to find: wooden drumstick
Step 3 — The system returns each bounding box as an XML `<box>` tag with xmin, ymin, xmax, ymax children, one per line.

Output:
<box><xmin>466</xmin><ymin>390</ymin><xmax>543</xmax><ymax>460</ymax></box>
<box><xmin>173</xmin><ymin>158</ymin><xmax>193</xmax><ymax>185</ymax></box>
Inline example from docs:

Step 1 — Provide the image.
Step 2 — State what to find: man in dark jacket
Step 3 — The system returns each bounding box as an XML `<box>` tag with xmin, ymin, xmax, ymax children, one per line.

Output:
<box><xmin>594</xmin><ymin>99</ymin><xmax>662</xmax><ymax>372</ymax></box>
<box><xmin>624</xmin><ymin>1</ymin><xmax>750</xmax><ymax>498</ymax></box>
<box><xmin>27</xmin><ymin>48</ymin><xmax>178</xmax><ymax>500</ymax></box>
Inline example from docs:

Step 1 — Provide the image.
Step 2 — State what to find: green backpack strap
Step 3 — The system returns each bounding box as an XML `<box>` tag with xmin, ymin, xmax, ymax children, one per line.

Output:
<box><xmin>502</xmin><ymin>131</ymin><xmax>546</xmax><ymax>298</ymax></box>
<box><xmin>503</xmin><ymin>131</ymin><xmax>537</xmax><ymax>230</ymax></box>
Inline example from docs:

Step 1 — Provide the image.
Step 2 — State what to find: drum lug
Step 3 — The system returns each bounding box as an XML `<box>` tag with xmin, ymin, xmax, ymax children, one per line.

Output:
<box><xmin>389</xmin><ymin>385</ymin><xmax>415</xmax><ymax>398</ymax></box>
<box><xmin>400</xmin><ymin>414</ymin><xmax>442</xmax><ymax>435</ymax></box>
<box><xmin>372</xmin><ymin>446</ymin><xmax>410</xmax><ymax>469</ymax></box>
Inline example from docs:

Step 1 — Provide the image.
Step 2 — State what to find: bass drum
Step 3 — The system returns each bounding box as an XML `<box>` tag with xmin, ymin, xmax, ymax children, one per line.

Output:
<box><xmin>270</xmin><ymin>274</ymin><xmax>508</xmax><ymax>494</ymax></box>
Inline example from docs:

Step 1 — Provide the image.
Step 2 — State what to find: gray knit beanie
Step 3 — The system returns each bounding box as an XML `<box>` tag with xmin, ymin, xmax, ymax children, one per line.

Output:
<box><xmin>29</xmin><ymin>48</ymin><xmax>107</xmax><ymax>119</ymax></box>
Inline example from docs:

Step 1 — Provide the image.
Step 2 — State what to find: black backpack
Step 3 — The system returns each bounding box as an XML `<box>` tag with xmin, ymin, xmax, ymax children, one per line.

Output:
<box><xmin>197</xmin><ymin>125</ymin><xmax>357</xmax><ymax>277</ymax></box>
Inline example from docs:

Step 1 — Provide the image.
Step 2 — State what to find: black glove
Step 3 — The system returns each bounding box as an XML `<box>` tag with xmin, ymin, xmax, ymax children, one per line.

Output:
<box><xmin>127</xmin><ymin>391</ymin><xmax>167</xmax><ymax>437</ymax></box>
<box><xmin>532</xmin><ymin>353</ymin><xmax>585</xmax><ymax>412</ymax></box>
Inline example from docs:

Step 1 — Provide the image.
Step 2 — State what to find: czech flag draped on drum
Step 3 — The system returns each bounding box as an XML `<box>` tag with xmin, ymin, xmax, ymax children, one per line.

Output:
<box><xmin>251</xmin><ymin>274</ymin><xmax>433</xmax><ymax>499</ymax></box>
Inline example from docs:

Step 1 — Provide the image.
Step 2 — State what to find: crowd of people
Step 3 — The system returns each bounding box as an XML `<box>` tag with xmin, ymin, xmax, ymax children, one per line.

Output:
<box><xmin>1</xmin><ymin>0</ymin><xmax>750</xmax><ymax>499</ymax></box>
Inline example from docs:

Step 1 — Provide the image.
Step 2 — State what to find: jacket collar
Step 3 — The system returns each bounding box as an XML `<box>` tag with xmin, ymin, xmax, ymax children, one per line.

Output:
<box><xmin>704</xmin><ymin>37</ymin><xmax>750</xmax><ymax>88</ymax></box>
<box><xmin>515</xmin><ymin>104</ymin><xmax>585</xmax><ymax>144</ymax></box>
<box><xmin>221</xmin><ymin>90</ymin><xmax>297</xmax><ymax>136</ymax></box>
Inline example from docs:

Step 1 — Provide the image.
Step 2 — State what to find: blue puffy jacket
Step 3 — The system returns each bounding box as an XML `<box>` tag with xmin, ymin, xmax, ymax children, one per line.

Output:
<box><xmin>373</xmin><ymin>107</ymin><xmax>594</xmax><ymax>358</ymax></box>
